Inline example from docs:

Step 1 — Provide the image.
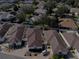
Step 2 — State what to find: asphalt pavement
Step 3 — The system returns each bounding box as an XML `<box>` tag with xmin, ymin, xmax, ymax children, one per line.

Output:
<box><xmin>0</xmin><ymin>53</ymin><xmax>25</xmax><ymax>59</ymax></box>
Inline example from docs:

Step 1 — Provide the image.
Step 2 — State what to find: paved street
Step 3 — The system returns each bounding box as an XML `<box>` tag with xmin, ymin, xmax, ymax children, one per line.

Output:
<box><xmin>0</xmin><ymin>53</ymin><xmax>24</xmax><ymax>59</ymax></box>
<box><xmin>0</xmin><ymin>46</ymin><xmax>50</xmax><ymax>59</ymax></box>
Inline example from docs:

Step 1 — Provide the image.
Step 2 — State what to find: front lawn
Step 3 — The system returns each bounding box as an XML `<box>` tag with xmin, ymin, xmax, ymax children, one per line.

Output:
<box><xmin>51</xmin><ymin>54</ymin><xmax>65</xmax><ymax>59</ymax></box>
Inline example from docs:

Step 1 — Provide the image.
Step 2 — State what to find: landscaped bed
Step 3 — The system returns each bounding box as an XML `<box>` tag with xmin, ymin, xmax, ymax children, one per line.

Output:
<box><xmin>50</xmin><ymin>54</ymin><xmax>65</xmax><ymax>59</ymax></box>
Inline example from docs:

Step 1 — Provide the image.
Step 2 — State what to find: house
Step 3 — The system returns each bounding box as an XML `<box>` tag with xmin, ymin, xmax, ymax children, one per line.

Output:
<box><xmin>43</xmin><ymin>30</ymin><xmax>55</xmax><ymax>44</ymax></box>
<box><xmin>61</xmin><ymin>31</ymin><xmax>77</xmax><ymax>46</ymax></box>
<box><xmin>61</xmin><ymin>31</ymin><xmax>79</xmax><ymax>50</ymax></box>
<box><xmin>23</xmin><ymin>28</ymin><xmax>68</xmax><ymax>54</ymax></box>
<box><xmin>22</xmin><ymin>0</ymin><xmax>33</xmax><ymax>4</ymax></box>
<box><xmin>28</xmin><ymin>29</ymin><xmax>43</xmax><ymax>52</ymax></box>
<box><xmin>22</xmin><ymin>28</ymin><xmax>36</xmax><ymax>45</ymax></box>
<box><xmin>36</xmin><ymin>1</ymin><xmax>46</xmax><ymax>9</ymax></box>
<box><xmin>34</xmin><ymin>8</ymin><xmax>47</xmax><ymax>15</ymax></box>
<box><xmin>61</xmin><ymin>31</ymin><xmax>79</xmax><ymax>58</ymax></box>
<box><xmin>0</xmin><ymin>23</ymin><xmax>4</xmax><ymax>43</ymax></box>
<box><xmin>73</xmin><ymin>35</ymin><xmax>79</xmax><ymax>56</ymax></box>
<box><xmin>4</xmin><ymin>24</ymin><xmax>25</xmax><ymax>49</ymax></box>
<box><xmin>70</xmin><ymin>8</ymin><xmax>79</xmax><ymax>16</ymax></box>
<box><xmin>0</xmin><ymin>12</ymin><xmax>16</xmax><ymax>22</ymax></box>
<box><xmin>43</xmin><ymin>30</ymin><xmax>67</xmax><ymax>54</ymax></box>
<box><xmin>30</xmin><ymin>14</ymin><xmax>42</xmax><ymax>22</ymax></box>
<box><xmin>59</xmin><ymin>18</ymin><xmax>77</xmax><ymax>30</ymax></box>
<box><xmin>0</xmin><ymin>23</ymin><xmax>12</xmax><ymax>43</ymax></box>
<box><xmin>0</xmin><ymin>23</ymin><xmax>12</xmax><ymax>37</ymax></box>
<box><xmin>0</xmin><ymin>3</ymin><xmax>12</xmax><ymax>8</ymax></box>
<box><xmin>0</xmin><ymin>0</ymin><xmax>18</xmax><ymax>3</ymax></box>
<box><xmin>25</xmin><ymin>28</ymin><xmax>44</xmax><ymax>53</ymax></box>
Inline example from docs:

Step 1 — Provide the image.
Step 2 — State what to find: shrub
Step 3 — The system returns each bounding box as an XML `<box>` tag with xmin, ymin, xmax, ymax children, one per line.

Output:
<box><xmin>51</xmin><ymin>54</ymin><xmax>59</xmax><ymax>59</ymax></box>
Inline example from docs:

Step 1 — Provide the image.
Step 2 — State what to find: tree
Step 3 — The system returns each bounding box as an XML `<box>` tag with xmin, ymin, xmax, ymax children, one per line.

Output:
<box><xmin>54</xmin><ymin>4</ymin><xmax>70</xmax><ymax>17</ymax></box>
<box><xmin>33</xmin><ymin>0</ymin><xmax>39</xmax><ymax>5</ymax></box>
<box><xmin>65</xmin><ymin>0</ymin><xmax>79</xmax><ymax>7</ymax></box>
<box><xmin>45</xmin><ymin>0</ymin><xmax>57</xmax><ymax>14</ymax></box>
<box><xmin>66</xmin><ymin>0</ymin><xmax>74</xmax><ymax>5</ymax></box>
<box><xmin>43</xmin><ymin>0</ymin><xmax>48</xmax><ymax>2</ymax></box>
<box><xmin>16</xmin><ymin>13</ymin><xmax>26</xmax><ymax>23</ymax></box>
<box><xmin>13</xmin><ymin>4</ymin><xmax>19</xmax><ymax>11</ymax></box>
<box><xmin>33</xmin><ymin>15</ymin><xmax>59</xmax><ymax>28</ymax></box>
<box><xmin>48</xmin><ymin>16</ymin><xmax>59</xmax><ymax>27</ymax></box>
<box><xmin>0</xmin><ymin>3</ymin><xmax>13</xmax><ymax>11</ymax></box>
<box><xmin>19</xmin><ymin>4</ymin><xmax>34</xmax><ymax>14</ymax></box>
<box><xmin>73</xmin><ymin>0</ymin><xmax>79</xmax><ymax>7</ymax></box>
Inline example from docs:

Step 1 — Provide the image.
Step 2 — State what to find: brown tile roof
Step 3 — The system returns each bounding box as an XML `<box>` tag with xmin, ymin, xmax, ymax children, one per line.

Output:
<box><xmin>44</xmin><ymin>30</ymin><xmax>67</xmax><ymax>54</ymax></box>
<box><xmin>59</xmin><ymin>18</ymin><xmax>77</xmax><ymax>29</ymax></box>
<box><xmin>34</xmin><ymin>8</ymin><xmax>47</xmax><ymax>15</ymax></box>
<box><xmin>26</xmin><ymin>28</ymin><xmax>43</xmax><ymax>48</ymax></box>
<box><xmin>22</xmin><ymin>28</ymin><xmax>33</xmax><ymax>40</ymax></box>
<box><xmin>0</xmin><ymin>23</ymin><xmax>12</xmax><ymax>37</ymax></box>
<box><xmin>73</xmin><ymin>37</ymin><xmax>79</xmax><ymax>52</ymax></box>
<box><xmin>4</xmin><ymin>24</ymin><xmax>18</xmax><ymax>39</ymax></box>
<box><xmin>70</xmin><ymin>8</ymin><xmax>79</xmax><ymax>13</ymax></box>
<box><xmin>43</xmin><ymin>30</ymin><xmax>55</xmax><ymax>43</ymax></box>
<box><xmin>62</xmin><ymin>32</ymin><xmax>78</xmax><ymax>46</ymax></box>
<box><xmin>4</xmin><ymin>24</ymin><xmax>25</xmax><ymax>43</ymax></box>
<box><xmin>62</xmin><ymin>32</ymin><xmax>79</xmax><ymax>52</ymax></box>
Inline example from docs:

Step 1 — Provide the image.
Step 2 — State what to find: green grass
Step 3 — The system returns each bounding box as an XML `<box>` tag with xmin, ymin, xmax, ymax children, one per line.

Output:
<box><xmin>51</xmin><ymin>54</ymin><xmax>65</xmax><ymax>59</ymax></box>
<box><xmin>75</xmin><ymin>16</ymin><xmax>79</xmax><ymax>19</ymax></box>
<box><xmin>51</xmin><ymin>54</ymin><xmax>59</xmax><ymax>59</ymax></box>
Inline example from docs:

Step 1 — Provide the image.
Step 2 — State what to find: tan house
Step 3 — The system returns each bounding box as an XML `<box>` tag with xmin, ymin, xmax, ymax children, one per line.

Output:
<box><xmin>70</xmin><ymin>8</ymin><xmax>79</xmax><ymax>16</ymax></box>
<box><xmin>43</xmin><ymin>30</ymin><xmax>67</xmax><ymax>54</ymax></box>
<box><xmin>0</xmin><ymin>23</ymin><xmax>12</xmax><ymax>43</ymax></box>
<box><xmin>4</xmin><ymin>24</ymin><xmax>25</xmax><ymax>49</ymax></box>
<box><xmin>24</xmin><ymin>28</ymin><xmax>44</xmax><ymax>52</ymax></box>
<box><xmin>62</xmin><ymin>31</ymin><xmax>79</xmax><ymax>51</ymax></box>
<box><xmin>59</xmin><ymin>18</ymin><xmax>77</xmax><ymax>30</ymax></box>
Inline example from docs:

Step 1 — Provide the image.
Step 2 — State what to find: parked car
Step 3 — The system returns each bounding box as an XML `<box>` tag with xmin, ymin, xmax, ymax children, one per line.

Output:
<box><xmin>41</xmin><ymin>50</ymin><xmax>50</xmax><ymax>56</ymax></box>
